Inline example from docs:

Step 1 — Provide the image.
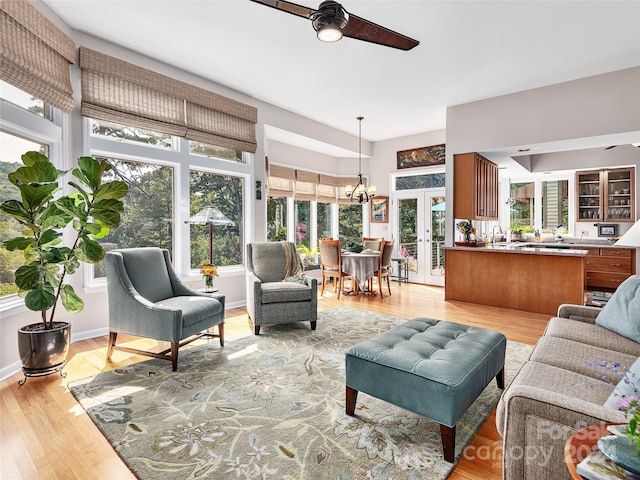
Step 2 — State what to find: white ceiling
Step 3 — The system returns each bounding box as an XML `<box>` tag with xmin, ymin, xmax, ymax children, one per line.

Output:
<box><xmin>44</xmin><ymin>0</ymin><xmax>640</xmax><ymax>146</ymax></box>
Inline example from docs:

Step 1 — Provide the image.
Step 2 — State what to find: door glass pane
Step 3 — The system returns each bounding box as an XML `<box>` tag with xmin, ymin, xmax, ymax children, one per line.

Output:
<box><xmin>510</xmin><ymin>182</ymin><xmax>535</xmax><ymax>235</ymax></box>
<box><xmin>398</xmin><ymin>198</ymin><xmax>418</xmax><ymax>273</ymax></box>
<box><xmin>431</xmin><ymin>197</ymin><xmax>446</xmax><ymax>276</ymax></box>
<box><xmin>94</xmin><ymin>157</ymin><xmax>174</xmax><ymax>278</ymax></box>
<box><xmin>267</xmin><ymin>197</ymin><xmax>287</xmax><ymax>241</ymax></box>
<box><xmin>542</xmin><ymin>180</ymin><xmax>568</xmax><ymax>233</ymax></box>
<box><xmin>189</xmin><ymin>170</ymin><xmax>244</xmax><ymax>268</ymax></box>
<box><xmin>338</xmin><ymin>204</ymin><xmax>362</xmax><ymax>248</ymax></box>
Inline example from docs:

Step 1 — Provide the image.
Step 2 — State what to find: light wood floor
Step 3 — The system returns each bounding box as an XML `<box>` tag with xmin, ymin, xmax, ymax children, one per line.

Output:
<box><xmin>0</xmin><ymin>283</ymin><xmax>550</xmax><ymax>480</ymax></box>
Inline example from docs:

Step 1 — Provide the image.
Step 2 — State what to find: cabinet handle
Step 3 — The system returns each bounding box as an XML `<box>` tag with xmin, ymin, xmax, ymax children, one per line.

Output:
<box><xmin>611</xmin><ymin>263</ymin><xmax>621</xmax><ymax>267</ymax></box>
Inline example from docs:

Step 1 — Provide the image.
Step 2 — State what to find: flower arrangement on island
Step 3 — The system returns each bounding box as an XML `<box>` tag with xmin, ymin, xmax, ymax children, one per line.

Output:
<box><xmin>456</xmin><ymin>219</ymin><xmax>476</xmax><ymax>243</ymax></box>
<box><xmin>200</xmin><ymin>263</ymin><xmax>219</xmax><ymax>291</ymax></box>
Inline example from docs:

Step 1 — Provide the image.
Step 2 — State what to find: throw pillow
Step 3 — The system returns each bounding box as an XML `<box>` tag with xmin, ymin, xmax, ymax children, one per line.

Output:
<box><xmin>284</xmin><ymin>274</ymin><xmax>308</xmax><ymax>285</ymax></box>
<box><xmin>595</xmin><ymin>275</ymin><xmax>640</xmax><ymax>342</ymax></box>
<box><xmin>604</xmin><ymin>356</ymin><xmax>640</xmax><ymax>409</ymax></box>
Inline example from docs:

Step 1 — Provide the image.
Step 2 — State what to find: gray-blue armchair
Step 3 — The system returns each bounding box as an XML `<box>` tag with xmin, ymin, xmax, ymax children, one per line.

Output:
<box><xmin>246</xmin><ymin>241</ymin><xmax>318</xmax><ymax>335</ymax></box>
<box><xmin>105</xmin><ymin>247</ymin><xmax>225</xmax><ymax>371</ymax></box>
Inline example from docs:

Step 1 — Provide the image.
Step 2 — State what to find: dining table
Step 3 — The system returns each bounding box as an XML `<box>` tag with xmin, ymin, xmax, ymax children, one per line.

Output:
<box><xmin>341</xmin><ymin>251</ymin><xmax>380</xmax><ymax>295</ymax></box>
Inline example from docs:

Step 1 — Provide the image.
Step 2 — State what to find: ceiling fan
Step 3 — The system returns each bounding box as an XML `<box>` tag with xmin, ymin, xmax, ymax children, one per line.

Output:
<box><xmin>249</xmin><ymin>0</ymin><xmax>419</xmax><ymax>51</ymax></box>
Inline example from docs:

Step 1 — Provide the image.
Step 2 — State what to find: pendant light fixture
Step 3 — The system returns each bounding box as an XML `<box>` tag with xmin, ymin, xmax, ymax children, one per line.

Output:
<box><xmin>345</xmin><ymin>116</ymin><xmax>376</xmax><ymax>203</ymax></box>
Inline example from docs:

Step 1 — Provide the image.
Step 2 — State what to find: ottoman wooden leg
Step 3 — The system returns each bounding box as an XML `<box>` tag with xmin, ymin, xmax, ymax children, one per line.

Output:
<box><xmin>496</xmin><ymin>366</ymin><xmax>505</xmax><ymax>389</ymax></box>
<box><xmin>440</xmin><ymin>424</ymin><xmax>456</xmax><ymax>463</ymax></box>
<box><xmin>346</xmin><ymin>386</ymin><xmax>358</xmax><ymax>415</ymax></box>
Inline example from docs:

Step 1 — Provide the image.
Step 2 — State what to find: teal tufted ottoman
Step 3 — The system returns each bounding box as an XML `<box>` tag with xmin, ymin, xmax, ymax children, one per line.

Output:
<box><xmin>345</xmin><ymin>318</ymin><xmax>506</xmax><ymax>462</ymax></box>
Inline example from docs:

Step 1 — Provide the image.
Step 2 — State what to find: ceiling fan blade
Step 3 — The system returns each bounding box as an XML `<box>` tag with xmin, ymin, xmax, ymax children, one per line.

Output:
<box><xmin>342</xmin><ymin>11</ymin><xmax>419</xmax><ymax>51</ymax></box>
<box><xmin>248</xmin><ymin>0</ymin><xmax>315</xmax><ymax>19</ymax></box>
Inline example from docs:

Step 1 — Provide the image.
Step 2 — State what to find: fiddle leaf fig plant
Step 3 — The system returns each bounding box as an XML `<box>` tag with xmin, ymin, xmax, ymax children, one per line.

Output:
<box><xmin>1</xmin><ymin>151</ymin><xmax>128</xmax><ymax>330</ymax></box>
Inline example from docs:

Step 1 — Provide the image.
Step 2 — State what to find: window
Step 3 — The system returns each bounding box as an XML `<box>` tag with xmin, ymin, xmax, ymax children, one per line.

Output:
<box><xmin>267</xmin><ymin>197</ymin><xmax>288</xmax><ymax>241</ymax></box>
<box><xmin>190</xmin><ymin>141</ymin><xmax>244</xmax><ymax>163</ymax></box>
<box><xmin>91</xmin><ymin>119</ymin><xmax>173</xmax><ymax>149</ymax></box>
<box><xmin>317</xmin><ymin>202</ymin><xmax>332</xmax><ymax>239</ymax></box>
<box><xmin>1</xmin><ymin>80</ymin><xmax>46</xmax><ymax>117</ymax></box>
<box><xmin>542</xmin><ymin>180</ymin><xmax>568</xmax><ymax>232</ymax></box>
<box><xmin>294</xmin><ymin>200</ymin><xmax>310</xmax><ymax>249</ymax></box>
<box><xmin>395</xmin><ymin>172</ymin><xmax>445</xmax><ymax>190</ymax></box>
<box><xmin>339</xmin><ymin>203</ymin><xmax>363</xmax><ymax>248</ymax></box>
<box><xmin>93</xmin><ymin>157</ymin><xmax>174</xmax><ymax>279</ymax></box>
<box><xmin>0</xmin><ymin>132</ymin><xmax>49</xmax><ymax>298</ymax></box>
<box><xmin>510</xmin><ymin>182</ymin><xmax>535</xmax><ymax>233</ymax></box>
<box><xmin>189</xmin><ymin>170</ymin><xmax>244</xmax><ymax>268</ymax></box>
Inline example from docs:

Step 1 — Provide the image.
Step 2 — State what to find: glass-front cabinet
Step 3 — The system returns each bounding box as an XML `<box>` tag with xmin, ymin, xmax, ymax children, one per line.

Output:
<box><xmin>576</xmin><ymin>168</ymin><xmax>635</xmax><ymax>223</ymax></box>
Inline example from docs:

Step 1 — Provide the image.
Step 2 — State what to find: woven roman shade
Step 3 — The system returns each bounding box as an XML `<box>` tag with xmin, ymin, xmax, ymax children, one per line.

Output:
<box><xmin>267</xmin><ymin>164</ymin><xmax>295</xmax><ymax>198</ymax></box>
<box><xmin>295</xmin><ymin>170</ymin><xmax>318</xmax><ymax>201</ymax></box>
<box><xmin>317</xmin><ymin>174</ymin><xmax>339</xmax><ymax>204</ymax></box>
<box><xmin>0</xmin><ymin>0</ymin><xmax>75</xmax><ymax>112</ymax></box>
<box><xmin>337</xmin><ymin>176</ymin><xmax>363</xmax><ymax>204</ymax></box>
<box><xmin>79</xmin><ymin>47</ymin><xmax>257</xmax><ymax>153</ymax></box>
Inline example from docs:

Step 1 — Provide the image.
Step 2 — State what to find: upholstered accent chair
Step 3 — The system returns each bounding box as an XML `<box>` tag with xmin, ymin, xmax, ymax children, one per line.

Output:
<box><xmin>362</xmin><ymin>237</ymin><xmax>383</xmax><ymax>251</ymax></box>
<box><xmin>105</xmin><ymin>247</ymin><xmax>225</xmax><ymax>371</ymax></box>
<box><xmin>246</xmin><ymin>241</ymin><xmax>318</xmax><ymax>335</ymax></box>
<box><xmin>371</xmin><ymin>239</ymin><xmax>395</xmax><ymax>297</ymax></box>
<box><xmin>318</xmin><ymin>238</ymin><xmax>350</xmax><ymax>300</ymax></box>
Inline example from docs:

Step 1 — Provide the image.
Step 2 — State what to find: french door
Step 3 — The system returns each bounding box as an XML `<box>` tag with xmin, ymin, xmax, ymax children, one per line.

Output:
<box><xmin>392</xmin><ymin>189</ymin><xmax>446</xmax><ymax>286</ymax></box>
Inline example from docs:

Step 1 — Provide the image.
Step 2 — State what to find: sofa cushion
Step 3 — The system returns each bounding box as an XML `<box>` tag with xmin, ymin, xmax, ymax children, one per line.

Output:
<box><xmin>595</xmin><ymin>275</ymin><xmax>640</xmax><ymax>342</ymax></box>
<box><xmin>544</xmin><ymin>317</ymin><xmax>640</xmax><ymax>357</ymax></box>
<box><xmin>604</xmin><ymin>356</ymin><xmax>640</xmax><ymax>409</ymax></box>
<box><xmin>261</xmin><ymin>281</ymin><xmax>312</xmax><ymax>304</ymax></box>
<box><xmin>531</xmin><ymin>336</ymin><xmax>638</xmax><ymax>384</ymax></box>
<box><xmin>157</xmin><ymin>296</ymin><xmax>223</xmax><ymax>328</ymax></box>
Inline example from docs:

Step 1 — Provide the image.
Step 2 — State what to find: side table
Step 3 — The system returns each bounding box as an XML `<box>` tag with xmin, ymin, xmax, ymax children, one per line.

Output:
<box><xmin>390</xmin><ymin>257</ymin><xmax>409</xmax><ymax>284</ymax></box>
<box><xmin>564</xmin><ymin>423</ymin><xmax>623</xmax><ymax>479</ymax></box>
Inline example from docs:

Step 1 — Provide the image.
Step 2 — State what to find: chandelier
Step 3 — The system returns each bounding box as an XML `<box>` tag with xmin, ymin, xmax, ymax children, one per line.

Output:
<box><xmin>345</xmin><ymin>116</ymin><xmax>376</xmax><ymax>204</ymax></box>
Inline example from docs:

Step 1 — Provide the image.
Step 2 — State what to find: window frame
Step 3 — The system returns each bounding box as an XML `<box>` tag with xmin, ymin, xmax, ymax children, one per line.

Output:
<box><xmin>83</xmin><ymin>117</ymin><xmax>252</xmax><ymax>290</ymax></box>
<box><xmin>506</xmin><ymin>172</ymin><xmax>574</xmax><ymax>235</ymax></box>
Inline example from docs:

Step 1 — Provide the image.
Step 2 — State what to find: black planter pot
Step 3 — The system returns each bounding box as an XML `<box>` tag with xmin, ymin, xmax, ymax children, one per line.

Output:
<box><xmin>17</xmin><ymin>321</ymin><xmax>70</xmax><ymax>385</ymax></box>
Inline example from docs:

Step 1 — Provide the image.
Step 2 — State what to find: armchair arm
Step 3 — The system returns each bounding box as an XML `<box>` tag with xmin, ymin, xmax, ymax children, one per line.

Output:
<box><xmin>246</xmin><ymin>271</ymin><xmax>263</xmax><ymax>323</ymax></box>
<box><xmin>557</xmin><ymin>304</ymin><xmax>601</xmax><ymax>324</ymax></box>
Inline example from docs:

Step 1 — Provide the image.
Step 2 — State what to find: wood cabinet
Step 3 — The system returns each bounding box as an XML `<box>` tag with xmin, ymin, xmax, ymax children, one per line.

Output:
<box><xmin>575</xmin><ymin>246</ymin><xmax>636</xmax><ymax>290</ymax></box>
<box><xmin>454</xmin><ymin>153</ymin><xmax>499</xmax><ymax>220</ymax></box>
<box><xmin>576</xmin><ymin>168</ymin><xmax>635</xmax><ymax>222</ymax></box>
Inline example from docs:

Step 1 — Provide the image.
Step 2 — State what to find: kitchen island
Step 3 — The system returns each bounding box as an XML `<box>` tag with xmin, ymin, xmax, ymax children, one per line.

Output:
<box><xmin>444</xmin><ymin>244</ymin><xmax>588</xmax><ymax>315</ymax></box>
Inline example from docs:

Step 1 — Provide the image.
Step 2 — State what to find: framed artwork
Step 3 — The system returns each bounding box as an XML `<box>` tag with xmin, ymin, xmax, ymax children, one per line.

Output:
<box><xmin>370</xmin><ymin>196</ymin><xmax>389</xmax><ymax>223</ymax></box>
<box><xmin>397</xmin><ymin>144</ymin><xmax>446</xmax><ymax>169</ymax></box>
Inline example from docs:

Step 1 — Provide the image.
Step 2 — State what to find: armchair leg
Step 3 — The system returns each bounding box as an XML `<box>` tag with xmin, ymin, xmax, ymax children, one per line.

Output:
<box><xmin>218</xmin><ymin>323</ymin><xmax>224</xmax><ymax>346</ymax></box>
<box><xmin>310</xmin><ymin>320</ymin><xmax>317</xmax><ymax>330</ymax></box>
<box><xmin>255</xmin><ymin>325</ymin><xmax>261</xmax><ymax>335</ymax></box>
<box><xmin>171</xmin><ymin>342</ymin><xmax>179</xmax><ymax>371</ymax></box>
<box><xmin>107</xmin><ymin>332</ymin><xmax>117</xmax><ymax>359</ymax></box>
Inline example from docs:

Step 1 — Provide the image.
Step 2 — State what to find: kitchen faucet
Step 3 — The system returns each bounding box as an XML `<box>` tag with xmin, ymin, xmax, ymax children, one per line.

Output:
<box><xmin>492</xmin><ymin>225</ymin><xmax>503</xmax><ymax>244</ymax></box>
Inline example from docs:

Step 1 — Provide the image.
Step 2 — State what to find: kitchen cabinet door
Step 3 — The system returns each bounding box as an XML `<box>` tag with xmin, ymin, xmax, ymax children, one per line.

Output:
<box><xmin>454</xmin><ymin>152</ymin><xmax>498</xmax><ymax>220</ymax></box>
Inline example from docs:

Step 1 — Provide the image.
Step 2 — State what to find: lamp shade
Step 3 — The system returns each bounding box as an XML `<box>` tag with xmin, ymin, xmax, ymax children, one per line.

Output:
<box><xmin>185</xmin><ymin>206</ymin><xmax>235</xmax><ymax>226</ymax></box>
<box><xmin>615</xmin><ymin>219</ymin><xmax>640</xmax><ymax>247</ymax></box>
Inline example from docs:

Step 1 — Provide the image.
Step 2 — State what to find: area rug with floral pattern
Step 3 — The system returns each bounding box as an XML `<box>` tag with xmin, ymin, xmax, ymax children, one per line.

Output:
<box><xmin>68</xmin><ymin>306</ymin><xmax>532</xmax><ymax>480</ymax></box>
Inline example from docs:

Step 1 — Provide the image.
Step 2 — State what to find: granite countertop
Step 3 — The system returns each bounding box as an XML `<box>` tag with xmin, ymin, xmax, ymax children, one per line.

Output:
<box><xmin>444</xmin><ymin>244</ymin><xmax>589</xmax><ymax>256</ymax></box>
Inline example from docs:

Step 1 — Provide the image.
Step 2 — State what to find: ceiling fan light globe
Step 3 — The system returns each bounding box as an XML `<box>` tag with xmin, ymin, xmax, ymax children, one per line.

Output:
<box><xmin>316</xmin><ymin>24</ymin><xmax>342</xmax><ymax>42</ymax></box>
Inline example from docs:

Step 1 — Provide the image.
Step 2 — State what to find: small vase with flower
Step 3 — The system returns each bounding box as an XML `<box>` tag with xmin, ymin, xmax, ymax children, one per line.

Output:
<box><xmin>200</xmin><ymin>263</ymin><xmax>219</xmax><ymax>292</ymax></box>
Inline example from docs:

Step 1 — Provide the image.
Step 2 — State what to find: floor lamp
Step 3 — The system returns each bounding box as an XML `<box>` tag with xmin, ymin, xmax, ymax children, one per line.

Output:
<box><xmin>185</xmin><ymin>206</ymin><xmax>235</xmax><ymax>265</ymax></box>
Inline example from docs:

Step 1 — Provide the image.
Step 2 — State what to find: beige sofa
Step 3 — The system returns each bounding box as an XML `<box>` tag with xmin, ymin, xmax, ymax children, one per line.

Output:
<box><xmin>496</xmin><ymin>303</ymin><xmax>640</xmax><ymax>480</ymax></box>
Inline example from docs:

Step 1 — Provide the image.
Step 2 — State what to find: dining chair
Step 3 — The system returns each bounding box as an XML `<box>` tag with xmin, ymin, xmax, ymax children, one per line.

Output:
<box><xmin>318</xmin><ymin>238</ymin><xmax>350</xmax><ymax>300</ymax></box>
<box><xmin>362</xmin><ymin>237</ymin><xmax>383</xmax><ymax>251</ymax></box>
<box><xmin>372</xmin><ymin>239</ymin><xmax>395</xmax><ymax>297</ymax></box>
